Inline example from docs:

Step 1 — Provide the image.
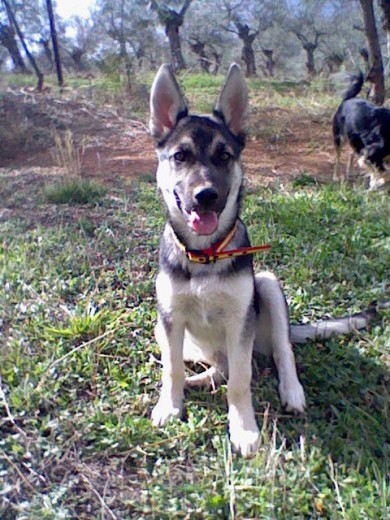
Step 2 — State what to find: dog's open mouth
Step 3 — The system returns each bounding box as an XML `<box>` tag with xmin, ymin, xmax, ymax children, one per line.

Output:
<box><xmin>188</xmin><ymin>209</ymin><xmax>218</xmax><ymax>235</ymax></box>
<box><xmin>175</xmin><ymin>190</ymin><xmax>219</xmax><ymax>235</ymax></box>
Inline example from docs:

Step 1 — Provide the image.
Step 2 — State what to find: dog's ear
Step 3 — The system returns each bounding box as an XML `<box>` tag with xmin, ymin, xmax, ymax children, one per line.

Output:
<box><xmin>213</xmin><ymin>63</ymin><xmax>248</xmax><ymax>136</ymax></box>
<box><xmin>149</xmin><ymin>64</ymin><xmax>188</xmax><ymax>140</ymax></box>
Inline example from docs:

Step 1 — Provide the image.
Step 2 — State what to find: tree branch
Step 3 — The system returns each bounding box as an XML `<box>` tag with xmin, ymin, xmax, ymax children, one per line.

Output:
<box><xmin>179</xmin><ymin>0</ymin><xmax>194</xmax><ymax>17</ymax></box>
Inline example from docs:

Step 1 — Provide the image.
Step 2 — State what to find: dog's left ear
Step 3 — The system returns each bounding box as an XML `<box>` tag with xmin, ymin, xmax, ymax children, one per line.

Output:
<box><xmin>214</xmin><ymin>63</ymin><xmax>248</xmax><ymax>136</ymax></box>
<box><xmin>149</xmin><ymin>64</ymin><xmax>188</xmax><ymax>140</ymax></box>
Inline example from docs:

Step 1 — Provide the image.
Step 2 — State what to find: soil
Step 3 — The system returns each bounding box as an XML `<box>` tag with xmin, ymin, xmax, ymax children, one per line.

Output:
<box><xmin>0</xmin><ymin>88</ymin><xmax>336</xmax><ymax>188</ymax></box>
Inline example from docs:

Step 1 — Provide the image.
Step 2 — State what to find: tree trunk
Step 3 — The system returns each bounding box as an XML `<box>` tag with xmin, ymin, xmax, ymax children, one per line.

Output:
<box><xmin>46</xmin><ymin>0</ymin><xmax>63</xmax><ymax>87</ymax></box>
<box><xmin>0</xmin><ymin>22</ymin><xmax>28</xmax><ymax>72</ymax></box>
<box><xmin>71</xmin><ymin>49</ymin><xmax>84</xmax><ymax>72</ymax></box>
<box><xmin>262</xmin><ymin>48</ymin><xmax>275</xmax><ymax>76</ymax></box>
<box><xmin>119</xmin><ymin>39</ymin><xmax>132</xmax><ymax>90</ymax></box>
<box><xmin>378</xmin><ymin>0</ymin><xmax>390</xmax><ymax>73</ymax></box>
<box><xmin>150</xmin><ymin>1</ymin><xmax>193</xmax><ymax>71</ymax></box>
<box><xmin>241</xmin><ymin>41</ymin><xmax>256</xmax><ymax>76</ymax></box>
<box><xmin>39</xmin><ymin>38</ymin><xmax>53</xmax><ymax>69</ymax></box>
<box><xmin>304</xmin><ymin>44</ymin><xmax>316</xmax><ymax>77</ymax></box>
<box><xmin>2</xmin><ymin>0</ymin><xmax>44</xmax><ymax>90</ymax></box>
<box><xmin>165</xmin><ymin>17</ymin><xmax>186</xmax><ymax>70</ymax></box>
<box><xmin>359</xmin><ymin>0</ymin><xmax>385</xmax><ymax>104</ymax></box>
<box><xmin>210</xmin><ymin>49</ymin><xmax>221</xmax><ymax>75</ymax></box>
<box><xmin>189</xmin><ymin>41</ymin><xmax>210</xmax><ymax>72</ymax></box>
<box><xmin>236</xmin><ymin>23</ymin><xmax>257</xmax><ymax>77</ymax></box>
<box><xmin>119</xmin><ymin>0</ymin><xmax>132</xmax><ymax>90</ymax></box>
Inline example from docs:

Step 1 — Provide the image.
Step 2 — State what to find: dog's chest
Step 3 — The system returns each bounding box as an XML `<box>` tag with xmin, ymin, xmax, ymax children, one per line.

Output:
<box><xmin>157</xmin><ymin>270</ymin><xmax>254</xmax><ymax>328</ymax></box>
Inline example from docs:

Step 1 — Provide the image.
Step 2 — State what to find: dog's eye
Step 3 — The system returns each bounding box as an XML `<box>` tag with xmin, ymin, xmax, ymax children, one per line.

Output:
<box><xmin>173</xmin><ymin>151</ymin><xmax>186</xmax><ymax>162</ymax></box>
<box><xmin>219</xmin><ymin>151</ymin><xmax>231</xmax><ymax>162</ymax></box>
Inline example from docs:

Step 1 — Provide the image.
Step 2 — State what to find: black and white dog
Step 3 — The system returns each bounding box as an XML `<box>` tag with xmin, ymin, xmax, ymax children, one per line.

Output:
<box><xmin>333</xmin><ymin>70</ymin><xmax>390</xmax><ymax>189</ymax></box>
<box><xmin>149</xmin><ymin>64</ymin><xmax>373</xmax><ymax>457</ymax></box>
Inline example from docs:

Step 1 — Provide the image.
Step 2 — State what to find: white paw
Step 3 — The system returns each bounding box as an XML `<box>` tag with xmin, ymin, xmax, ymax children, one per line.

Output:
<box><xmin>228</xmin><ymin>406</ymin><xmax>260</xmax><ymax>457</ymax></box>
<box><xmin>229</xmin><ymin>424</ymin><xmax>260</xmax><ymax>458</ymax></box>
<box><xmin>151</xmin><ymin>396</ymin><xmax>183</xmax><ymax>426</ymax></box>
<box><xmin>279</xmin><ymin>380</ymin><xmax>306</xmax><ymax>413</ymax></box>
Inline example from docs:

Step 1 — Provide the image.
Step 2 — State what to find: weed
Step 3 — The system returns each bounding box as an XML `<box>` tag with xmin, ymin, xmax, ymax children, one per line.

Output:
<box><xmin>51</xmin><ymin>129</ymin><xmax>81</xmax><ymax>176</ymax></box>
<box><xmin>292</xmin><ymin>172</ymin><xmax>319</xmax><ymax>186</ymax></box>
<box><xmin>44</xmin><ymin>178</ymin><xmax>107</xmax><ymax>204</ymax></box>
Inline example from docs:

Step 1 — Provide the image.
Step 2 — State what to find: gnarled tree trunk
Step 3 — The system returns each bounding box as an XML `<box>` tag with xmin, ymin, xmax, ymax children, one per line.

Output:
<box><xmin>235</xmin><ymin>22</ymin><xmax>257</xmax><ymax>77</ymax></box>
<box><xmin>2</xmin><ymin>0</ymin><xmax>44</xmax><ymax>90</ymax></box>
<box><xmin>150</xmin><ymin>0</ymin><xmax>193</xmax><ymax>71</ymax></box>
<box><xmin>189</xmin><ymin>40</ymin><xmax>209</xmax><ymax>72</ymax></box>
<box><xmin>165</xmin><ymin>15</ymin><xmax>186</xmax><ymax>70</ymax></box>
<box><xmin>0</xmin><ymin>22</ymin><xmax>28</xmax><ymax>72</ymax></box>
<box><xmin>261</xmin><ymin>48</ymin><xmax>275</xmax><ymax>77</ymax></box>
<box><xmin>359</xmin><ymin>0</ymin><xmax>385</xmax><ymax>104</ymax></box>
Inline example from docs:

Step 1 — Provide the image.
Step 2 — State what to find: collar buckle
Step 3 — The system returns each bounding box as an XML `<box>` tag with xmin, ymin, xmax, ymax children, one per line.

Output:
<box><xmin>185</xmin><ymin>250</ymin><xmax>216</xmax><ymax>264</ymax></box>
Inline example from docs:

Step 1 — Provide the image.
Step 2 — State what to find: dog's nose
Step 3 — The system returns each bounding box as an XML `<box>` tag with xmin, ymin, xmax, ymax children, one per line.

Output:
<box><xmin>194</xmin><ymin>187</ymin><xmax>219</xmax><ymax>207</ymax></box>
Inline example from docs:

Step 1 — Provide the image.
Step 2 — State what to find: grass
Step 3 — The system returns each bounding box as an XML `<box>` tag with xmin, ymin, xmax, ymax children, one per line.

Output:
<box><xmin>0</xmin><ymin>167</ymin><xmax>389</xmax><ymax>518</ymax></box>
<box><xmin>44</xmin><ymin>178</ymin><xmax>107</xmax><ymax>205</ymax></box>
<box><xmin>0</xmin><ymin>67</ymin><xmax>389</xmax><ymax>517</ymax></box>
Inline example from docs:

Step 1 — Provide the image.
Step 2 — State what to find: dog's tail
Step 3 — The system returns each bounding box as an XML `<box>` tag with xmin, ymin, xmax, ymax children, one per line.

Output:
<box><xmin>290</xmin><ymin>301</ymin><xmax>387</xmax><ymax>344</ymax></box>
<box><xmin>341</xmin><ymin>70</ymin><xmax>364</xmax><ymax>102</ymax></box>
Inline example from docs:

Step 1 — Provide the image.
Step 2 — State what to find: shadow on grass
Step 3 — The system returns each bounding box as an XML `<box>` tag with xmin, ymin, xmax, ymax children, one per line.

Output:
<box><xmin>253</xmin><ymin>333</ymin><xmax>389</xmax><ymax>471</ymax></box>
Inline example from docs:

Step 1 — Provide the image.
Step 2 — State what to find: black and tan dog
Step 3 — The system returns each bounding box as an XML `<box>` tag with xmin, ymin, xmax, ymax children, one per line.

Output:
<box><xmin>149</xmin><ymin>64</ymin><xmax>374</xmax><ymax>457</ymax></box>
<box><xmin>333</xmin><ymin>71</ymin><xmax>390</xmax><ymax>189</ymax></box>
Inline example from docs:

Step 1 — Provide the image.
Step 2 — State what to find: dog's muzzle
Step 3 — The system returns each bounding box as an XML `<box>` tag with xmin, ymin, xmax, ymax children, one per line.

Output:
<box><xmin>193</xmin><ymin>186</ymin><xmax>219</xmax><ymax>209</ymax></box>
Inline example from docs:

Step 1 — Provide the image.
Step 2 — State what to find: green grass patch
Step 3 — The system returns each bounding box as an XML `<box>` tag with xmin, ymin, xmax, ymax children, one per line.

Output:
<box><xmin>44</xmin><ymin>178</ymin><xmax>107</xmax><ymax>205</ymax></box>
<box><xmin>0</xmin><ymin>176</ymin><xmax>389</xmax><ymax>518</ymax></box>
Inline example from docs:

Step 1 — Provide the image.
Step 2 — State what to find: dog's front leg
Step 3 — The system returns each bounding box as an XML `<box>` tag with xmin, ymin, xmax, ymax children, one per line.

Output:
<box><xmin>226</xmin><ymin>326</ymin><xmax>260</xmax><ymax>457</ymax></box>
<box><xmin>152</xmin><ymin>315</ymin><xmax>185</xmax><ymax>426</ymax></box>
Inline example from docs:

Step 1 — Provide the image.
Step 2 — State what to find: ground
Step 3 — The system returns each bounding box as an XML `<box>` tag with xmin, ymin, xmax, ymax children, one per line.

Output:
<box><xmin>0</xmin><ymin>87</ymin><xmax>336</xmax><ymax>188</ymax></box>
<box><xmin>1</xmin><ymin>86</ymin><xmax>389</xmax><ymax>518</ymax></box>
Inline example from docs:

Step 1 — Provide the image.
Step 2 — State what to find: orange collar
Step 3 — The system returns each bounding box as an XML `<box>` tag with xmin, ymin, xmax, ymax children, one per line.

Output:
<box><xmin>173</xmin><ymin>222</ymin><xmax>271</xmax><ymax>264</ymax></box>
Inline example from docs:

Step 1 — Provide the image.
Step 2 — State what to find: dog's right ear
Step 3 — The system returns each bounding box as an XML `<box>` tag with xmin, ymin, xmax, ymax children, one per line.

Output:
<box><xmin>149</xmin><ymin>64</ymin><xmax>188</xmax><ymax>140</ymax></box>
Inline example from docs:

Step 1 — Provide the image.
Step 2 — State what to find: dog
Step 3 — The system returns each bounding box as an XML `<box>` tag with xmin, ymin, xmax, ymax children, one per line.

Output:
<box><xmin>333</xmin><ymin>70</ymin><xmax>390</xmax><ymax>189</ymax></box>
<box><xmin>149</xmin><ymin>64</ymin><xmax>376</xmax><ymax>457</ymax></box>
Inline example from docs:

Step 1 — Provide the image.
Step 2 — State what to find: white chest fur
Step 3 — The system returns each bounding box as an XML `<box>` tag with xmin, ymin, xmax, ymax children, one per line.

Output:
<box><xmin>156</xmin><ymin>270</ymin><xmax>255</xmax><ymax>361</ymax></box>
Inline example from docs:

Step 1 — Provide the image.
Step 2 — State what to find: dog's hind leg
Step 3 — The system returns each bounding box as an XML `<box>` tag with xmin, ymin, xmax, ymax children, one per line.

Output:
<box><xmin>183</xmin><ymin>337</ymin><xmax>228</xmax><ymax>389</ymax></box>
<box><xmin>333</xmin><ymin>144</ymin><xmax>342</xmax><ymax>181</ymax></box>
<box><xmin>346</xmin><ymin>150</ymin><xmax>356</xmax><ymax>181</ymax></box>
<box><xmin>254</xmin><ymin>272</ymin><xmax>306</xmax><ymax>413</ymax></box>
<box><xmin>333</xmin><ymin>115</ymin><xmax>343</xmax><ymax>181</ymax></box>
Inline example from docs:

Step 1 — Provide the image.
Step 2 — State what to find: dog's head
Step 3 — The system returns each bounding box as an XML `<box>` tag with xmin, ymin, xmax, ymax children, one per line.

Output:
<box><xmin>361</xmin><ymin>125</ymin><xmax>386</xmax><ymax>171</ymax></box>
<box><xmin>149</xmin><ymin>64</ymin><xmax>248</xmax><ymax>241</ymax></box>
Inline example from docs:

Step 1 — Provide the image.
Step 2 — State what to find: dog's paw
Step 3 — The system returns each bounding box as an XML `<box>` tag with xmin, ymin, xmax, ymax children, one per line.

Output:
<box><xmin>229</xmin><ymin>424</ymin><xmax>260</xmax><ymax>458</ymax></box>
<box><xmin>279</xmin><ymin>380</ymin><xmax>306</xmax><ymax>413</ymax></box>
<box><xmin>151</xmin><ymin>397</ymin><xmax>183</xmax><ymax>426</ymax></box>
<box><xmin>228</xmin><ymin>406</ymin><xmax>260</xmax><ymax>457</ymax></box>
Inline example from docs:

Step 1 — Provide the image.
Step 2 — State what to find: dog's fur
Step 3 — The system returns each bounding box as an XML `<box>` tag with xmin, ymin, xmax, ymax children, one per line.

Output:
<box><xmin>149</xmin><ymin>64</ymin><xmax>376</xmax><ymax>457</ymax></box>
<box><xmin>333</xmin><ymin>70</ymin><xmax>390</xmax><ymax>189</ymax></box>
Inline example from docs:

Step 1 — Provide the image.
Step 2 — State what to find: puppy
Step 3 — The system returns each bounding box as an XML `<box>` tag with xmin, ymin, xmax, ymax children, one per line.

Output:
<box><xmin>148</xmin><ymin>63</ymin><xmax>305</xmax><ymax>457</ymax></box>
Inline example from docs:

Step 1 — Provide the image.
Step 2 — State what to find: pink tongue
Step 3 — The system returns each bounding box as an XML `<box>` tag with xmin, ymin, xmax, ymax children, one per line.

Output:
<box><xmin>189</xmin><ymin>210</ymin><xmax>218</xmax><ymax>235</ymax></box>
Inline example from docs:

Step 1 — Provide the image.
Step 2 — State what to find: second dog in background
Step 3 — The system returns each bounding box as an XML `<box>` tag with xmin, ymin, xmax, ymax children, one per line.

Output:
<box><xmin>333</xmin><ymin>70</ymin><xmax>390</xmax><ymax>189</ymax></box>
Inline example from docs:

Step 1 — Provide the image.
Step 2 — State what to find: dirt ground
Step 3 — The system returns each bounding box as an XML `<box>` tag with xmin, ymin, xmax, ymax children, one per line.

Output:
<box><xmin>0</xmin><ymin>88</ymin><xmax>336</xmax><ymax>187</ymax></box>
